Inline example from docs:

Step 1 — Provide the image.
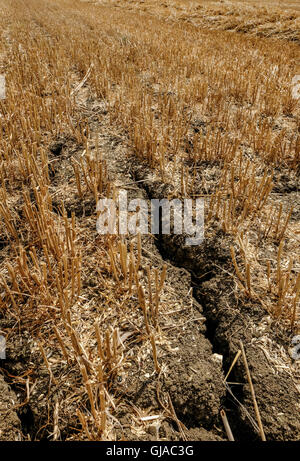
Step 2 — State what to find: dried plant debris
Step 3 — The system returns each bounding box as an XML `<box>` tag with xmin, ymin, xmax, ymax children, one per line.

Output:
<box><xmin>0</xmin><ymin>0</ymin><xmax>299</xmax><ymax>442</ymax></box>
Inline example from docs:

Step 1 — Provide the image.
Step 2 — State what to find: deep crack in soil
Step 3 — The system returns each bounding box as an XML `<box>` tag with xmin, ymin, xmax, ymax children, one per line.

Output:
<box><xmin>1</xmin><ymin>86</ymin><xmax>299</xmax><ymax>440</ymax></box>
<box><xmin>2</xmin><ymin>76</ymin><xmax>299</xmax><ymax>441</ymax></box>
<box><xmin>129</xmin><ymin>160</ymin><xmax>300</xmax><ymax>441</ymax></box>
<box><xmin>1</xmin><ymin>18</ymin><xmax>299</xmax><ymax>437</ymax></box>
<box><xmin>96</xmin><ymin>133</ymin><xmax>227</xmax><ymax>440</ymax></box>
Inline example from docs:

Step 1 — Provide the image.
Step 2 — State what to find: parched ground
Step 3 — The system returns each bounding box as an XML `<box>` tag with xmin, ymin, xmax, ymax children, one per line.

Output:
<box><xmin>0</xmin><ymin>0</ymin><xmax>299</xmax><ymax>441</ymax></box>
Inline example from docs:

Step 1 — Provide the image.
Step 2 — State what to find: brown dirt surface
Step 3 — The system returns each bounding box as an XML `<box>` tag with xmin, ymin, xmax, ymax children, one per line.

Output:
<box><xmin>0</xmin><ymin>374</ymin><xmax>22</xmax><ymax>441</ymax></box>
<box><xmin>129</xmin><ymin>158</ymin><xmax>300</xmax><ymax>441</ymax></box>
<box><xmin>0</xmin><ymin>0</ymin><xmax>299</xmax><ymax>442</ymax></box>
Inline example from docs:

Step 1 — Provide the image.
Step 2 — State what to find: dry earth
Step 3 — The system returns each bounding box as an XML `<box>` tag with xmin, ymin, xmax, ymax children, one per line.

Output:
<box><xmin>0</xmin><ymin>0</ymin><xmax>299</xmax><ymax>441</ymax></box>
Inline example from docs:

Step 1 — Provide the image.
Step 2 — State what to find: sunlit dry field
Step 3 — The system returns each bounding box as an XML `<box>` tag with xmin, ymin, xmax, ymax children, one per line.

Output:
<box><xmin>0</xmin><ymin>0</ymin><xmax>299</xmax><ymax>442</ymax></box>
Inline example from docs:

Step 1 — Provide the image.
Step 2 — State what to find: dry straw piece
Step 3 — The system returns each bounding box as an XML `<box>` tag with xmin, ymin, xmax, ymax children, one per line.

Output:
<box><xmin>240</xmin><ymin>341</ymin><xmax>266</xmax><ymax>442</ymax></box>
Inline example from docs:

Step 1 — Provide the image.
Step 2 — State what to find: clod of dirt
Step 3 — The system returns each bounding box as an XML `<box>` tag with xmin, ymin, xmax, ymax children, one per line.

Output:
<box><xmin>185</xmin><ymin>427</ymin><xmax>224</xmax><ymax>441</ymax></box>
<box><xmin>162</xmin><ymin>329</ymin><xmax>225</xmax><ymax>427</ymax></box>
<box><xmin>49</xmin><ymin>140</ymin><xmax>65</xmax><ymax>157</ymax></box>
<box><xmin>0</xmin><ymin>374</ymin><xmax>22</xmax><ymax>441</ymax></box>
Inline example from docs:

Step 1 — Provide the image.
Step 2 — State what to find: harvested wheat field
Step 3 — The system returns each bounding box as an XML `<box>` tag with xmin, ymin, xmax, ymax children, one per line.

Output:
<box><xmin>0</xmin><ymin>0</ymin><xmax>299</xmax><ymax>443</ymax></box>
